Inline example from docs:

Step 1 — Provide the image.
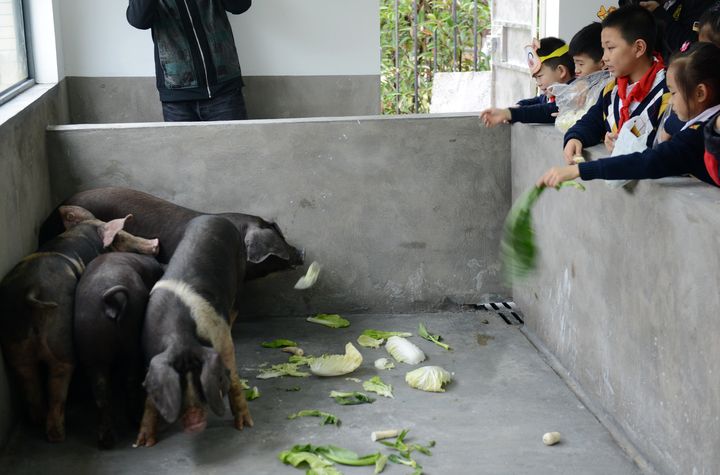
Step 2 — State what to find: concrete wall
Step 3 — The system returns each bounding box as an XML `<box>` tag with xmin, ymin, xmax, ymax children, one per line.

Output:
<box><xmin>0</xmin><ymin>83</ymin><xmax>70</xmax><ymax>447</ymax></box>
<box><xmin>46</xmin><ymin>115</ymin><xmax>511</xmax><ymax>316</ymax></box>
<box><xmin>64</xmin><ymin>75</ymin><xmax>381</xmax><ymax>124</ymax></box>
<box><xmin>53</xmin><ymin>0</ymin><xmax>381</xmax><ymax>122</ymax></box>
<box><xmin>511</xmin><ymin>123</ymin><xmax>720</xmax><ymax>475</ymax></box>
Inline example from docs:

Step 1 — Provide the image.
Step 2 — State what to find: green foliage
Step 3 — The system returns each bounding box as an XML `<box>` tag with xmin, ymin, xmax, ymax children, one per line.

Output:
<box><xmin>381</xmin><ymin>0</ymin><xmax>491</xmax><ymax>114</ymax></box>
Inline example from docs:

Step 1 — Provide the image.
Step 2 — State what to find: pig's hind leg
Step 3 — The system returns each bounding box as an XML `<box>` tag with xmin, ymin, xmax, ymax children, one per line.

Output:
<box><xmin>89</xmin><ymin>368</ymin><xmax>115</xmax><ymax>449</ymax></box>
<box><xmin>133</xmin><ymin>396</ymin><xmax>159</xmax><ymax>447</ymax></box>
<box><xmin>218</xmin><ymin>335</ymin><xmax>253</xmax><ymax>430</ymax></box>
<box><xmin>11</xmin><ymin>358</ymin><xmax>45</xmax><ymax>425</ymax></box>
<box><xmin>45</xmin><ymin>359</ymin><xmax>74</xmax><ymax>442</ymax></box>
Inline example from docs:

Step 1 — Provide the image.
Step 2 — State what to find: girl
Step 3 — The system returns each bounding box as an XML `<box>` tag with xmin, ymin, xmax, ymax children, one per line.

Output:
<box><xmin>539</xmin><ymin>42</ymin><xmax>720</xmax><ymax>188</ymax></box>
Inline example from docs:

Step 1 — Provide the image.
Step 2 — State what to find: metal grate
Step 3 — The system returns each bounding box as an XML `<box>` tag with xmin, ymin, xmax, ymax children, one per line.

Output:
<box><xmin>476</xmin><ymin>301</ymin><xmax>524</xmax><ymax>325</ymax></box>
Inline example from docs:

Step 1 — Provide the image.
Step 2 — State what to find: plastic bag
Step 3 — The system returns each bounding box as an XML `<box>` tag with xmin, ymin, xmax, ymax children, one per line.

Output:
<box><xmin>551</xmin><ymin>70</ymin><xmax>612</xmax><ymax>133</ymax></box>
<box><xmin>605</xmin><ymin>114</ymin><xmax>652</xmax><ymax>189</ymax></box>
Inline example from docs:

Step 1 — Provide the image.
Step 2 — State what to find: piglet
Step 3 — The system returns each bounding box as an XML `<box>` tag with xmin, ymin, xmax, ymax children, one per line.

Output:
<box><xmin>74</xmin><ymin>252</ymin><xmax>165</xmax><ymax>449</ymax></box>
<box><xmin>0</xmin><ymin>208</ymin><xmax>158</xmax><ymax>442</ymax></box>
<box><xmin>134</xmin><ymin>215</ymin><xmax>252</xmax><ymax>447</ymax></box>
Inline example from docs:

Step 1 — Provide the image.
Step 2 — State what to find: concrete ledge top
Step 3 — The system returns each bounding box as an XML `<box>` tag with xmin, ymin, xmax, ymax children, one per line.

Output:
<box><xmin>516</xmin><ymin>123</ymin><xmax>720</xmax><ymax>209</ymax></box>
<box><xmin>46</xmin><ymin>112</ymin><xmax>483</xmax><ymax>131</ymax></box>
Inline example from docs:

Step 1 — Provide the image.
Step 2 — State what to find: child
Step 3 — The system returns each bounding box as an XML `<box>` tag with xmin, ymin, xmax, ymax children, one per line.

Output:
<box><xmin>480</xmin><ymin>37</ymin><xmax>574</xmax><ymax>127</ymax></box>
<box><xmin>569</xmin><ymin>22</ymin><xmax>605</xmax><ymax>78</ymax></box>
<box><xmin>698</xmin><ymin>3</ymin><xmax>720</xmax><ymax>44</ymax></box>
<box><xmin>563</xmin><ymin>5</ymin><xmax>671</xmax><ymax>163</ymax></box>
<box><xmin>537</xmin><ymin>42</ymin><xmax>720</xmax><ymax>188</ymax></box>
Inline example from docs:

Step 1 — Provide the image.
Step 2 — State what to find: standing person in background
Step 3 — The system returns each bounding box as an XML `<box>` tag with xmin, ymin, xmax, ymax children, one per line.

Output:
<box><xmin>635</xmin><ymin>0</ymin><xmax>715</xmax><ymax>57</ymax></box>
<box><xmin>127</xmin><ymin>0</ymin><xmax>251</xmax><ymax>122</ymax></box>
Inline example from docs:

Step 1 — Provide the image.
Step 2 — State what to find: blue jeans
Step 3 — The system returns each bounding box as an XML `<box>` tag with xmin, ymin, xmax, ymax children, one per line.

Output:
<box><xmin>161</xmin><ymin>87</ymin><xmax>248</xmax><ymax>122</ymax></box>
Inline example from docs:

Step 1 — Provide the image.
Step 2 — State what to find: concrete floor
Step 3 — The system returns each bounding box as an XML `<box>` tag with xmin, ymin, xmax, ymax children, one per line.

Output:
<box><xmin>0</xmin><ymin>312</ymin><xmax>642</xmax><ymax>475</ymax></box>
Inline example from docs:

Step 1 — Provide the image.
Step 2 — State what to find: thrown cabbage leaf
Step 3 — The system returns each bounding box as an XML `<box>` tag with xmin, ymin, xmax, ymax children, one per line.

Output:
<box><xmin>244</xmin><ymin>386</ymin><xmax>261</xmax><ymax>401</ymax></box>
<box><xmin>278</xmin><ymin>449</ymin><xmax>341</xmax><ymax>475</ymax></box>
<box><xmin>257</xmin><ymin>363</ymin><xmax>310</xmax><ymax>379</ymax></box>
<box><xmin>418</xmin><ymin>323</ymin><xmax>451</xmax><ymax>351</ymax></box>
<box><xmin>386</xmin><ymin>336</ymin><xmax>426</xmax><ymax>365</ymax></box>
<box><xmin>288</xmin><ymin>410</ymin><xmax>340</xmax><ymax>426</ymax></box>
<box><xmin>307</xmin><ymin>313</ymin><xmax>350</xmax><ymax>328</ymax></box>
<box><xmin>361</xmin><ymin>329</ymin><xmax>412</xmax><ymax>340</ymax></box>
<box><xmin>294</xmin><ymin>261</ymin><xmax>322</xmax><ymax>290</ymax></box>
<box><xmin>310</xmin><ymin>343</ymin><xmax>363</xmax><ymax>377</ymax></box>
<box><xmin>405</xmin><ymin>366</ymin><xmax>452</xmax><ymax>392</ymax></box>
<box><xmin>374</xmin><ymin>358</ymin><xmax>395</xmax><ymax>370</ymax></box>
<box><xmin>261</xmin><ymin>339</ymin><xmax>298</xmax><ymax>348</ymax></box>
<box><xmin>357</xmin><ymin>334</ymin><xmax>384</xmax><ymax>348</ymax></box>
<box><xmin>329</xmin><ymin>390</ymin><xmax>375</xmax><ymax>405</ymax></box>
<box><xmin>501</xmin><ymin>182</ymin><xmax>585</xmax><ymax>282</ymax></box>
<box><xmin>363</xmin><ymin>376</ymin><xmax>394</xmax><ymax>398</ymax></box>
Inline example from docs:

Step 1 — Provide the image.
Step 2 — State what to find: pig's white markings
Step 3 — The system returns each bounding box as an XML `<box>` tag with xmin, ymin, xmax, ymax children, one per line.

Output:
<box><xmin>150</xmin><ymin>280</ymin><xmax>233</xmax><ymax>358</ymax></box>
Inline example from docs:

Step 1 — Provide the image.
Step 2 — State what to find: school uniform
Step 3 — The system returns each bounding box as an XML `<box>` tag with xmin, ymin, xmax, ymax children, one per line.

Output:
<box><xmin>564</xmin><ymin>61</ymin><xmax>670</xmax><ymax>149</ymax></box>
<box><xmin>579</xmin><ymin>105</ymin><xmax>720</xmax><ymax>186</ymax></box>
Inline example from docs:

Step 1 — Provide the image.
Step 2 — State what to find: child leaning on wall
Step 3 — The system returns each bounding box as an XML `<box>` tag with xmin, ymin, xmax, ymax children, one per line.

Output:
<box><xmin>480</xmin><ymin>37</ymin><xmax>574</xmax><ymax>127</ymax></box>
<box><xmin>537</xmin><ymin>42</ymin><xmax>720</xmax><ymax>188</ymax></box>
<box><xmin>562</xmin><ymin>5</ymin><xmax>670</xmax><ymax>164</ymax></box>
<box><xmin>552</xmin><ymin>22</ymin><xmax>612</xmax><ymax>132</ymax></box>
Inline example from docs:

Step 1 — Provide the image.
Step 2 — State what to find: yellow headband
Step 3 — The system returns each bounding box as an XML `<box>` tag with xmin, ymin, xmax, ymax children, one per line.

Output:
<box><xmin>539</xmin><ymin>44</ymin><xmax>569</xmax><ymax>63</ymax></box>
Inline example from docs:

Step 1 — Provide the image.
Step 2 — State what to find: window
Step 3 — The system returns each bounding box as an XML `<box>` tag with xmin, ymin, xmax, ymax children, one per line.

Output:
<box><xmin>0</xmin><ymin>0</ymin><xmax>31</xmax><ymax>105</ymax></box>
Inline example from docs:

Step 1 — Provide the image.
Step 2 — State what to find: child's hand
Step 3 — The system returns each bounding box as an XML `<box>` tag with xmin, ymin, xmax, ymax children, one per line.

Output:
<box><xmin>563</xmin><ymin>139</ymin><xmax>583</xmax><ymax>164</ymax></box>
<box><xmin>604</xmin><ymin>132</ymin><xmax>618</xmax><ymax>153</ymax></box>
<box><xmin>537</xmin><ymin>165</ymin><xmax>581</xmax><ymax>188</ymax></box>
<box><xmin>479</xmin><ymin>108</ymin><xmax>511</xmax><ymax>128</ymax></box>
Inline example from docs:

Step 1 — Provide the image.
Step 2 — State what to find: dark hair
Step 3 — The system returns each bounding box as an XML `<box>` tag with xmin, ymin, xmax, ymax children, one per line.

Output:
<box><xmin>699</xmin><ymin>2</ymin><xmax>720</xmax><ymax>45</ymax></box>
<box><xmin>537</xmin><ymin>37</ymin><xmax>574</xmax><ymax>76</ymax></box>
<box><xmin>602</xmin><ymin>5</ymin><xmax>657</xmax><ymax>58</ymax></box>
<box><xmin>670</xmin><ymin>42</ymin><xmax>720</xmax><ymax>106</ymax></box>
<box><xmin>569</xmin><ymin>22</ymin><xmax>603</xmax><ymax>62</ymax></box>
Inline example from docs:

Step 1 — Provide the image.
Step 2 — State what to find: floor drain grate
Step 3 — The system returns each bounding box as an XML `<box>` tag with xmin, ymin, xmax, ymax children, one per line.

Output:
<box><xmin>476</xmin><ymin>301</ymin><xmax>524</xmax><ymax>325</ymax></box>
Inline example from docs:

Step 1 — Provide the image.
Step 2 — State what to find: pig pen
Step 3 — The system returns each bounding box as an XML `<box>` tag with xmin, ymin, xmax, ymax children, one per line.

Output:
<box><xmin>0</xmin><ymin>114</ymin><xmax>714</xmax><ymax>474</ymax></box>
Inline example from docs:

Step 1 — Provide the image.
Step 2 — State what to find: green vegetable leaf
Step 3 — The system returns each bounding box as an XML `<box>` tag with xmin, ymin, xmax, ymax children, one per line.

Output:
<box><xmin>329</xmin><ymin>390</ymin><xmax>375</xmax><ymax>405</ymax></box>
<box><xmin>307</xmin><ymin>313</ymin><xmax>350</xmax><ymax>328</ymax></box>
<box><xmin>361</xmin><ymin>329</ymin><xmax>412</xmax><ymax>340</ymax></box>
<box><xmin>288</xmin><ymin>410</ymin><xmax>341</xmax><ymax>426</ymax></box>
<box><xmin>313</xmin><ymin>445</ymin><xmax>381</xmax><ymax>466</ymax></box>
<box><xmin>418</xmin><ymin>323</ymin><xmax>451</xmax><ymax>351</ymax></box>
<box><xmin>501</xmin><ymin>183</ymin><xmax>584</xmax><ymax>283</ymax></box>
<box><xmin>261</xmin><ymin>339</ymin><xmax>298</xmax><ymax>348</ymax></box>
<box><xmin>278</xmin><ymin>449</ymin><xmax>341</xmax><ymax>475</ymax></box>
<box><xmin>357</xmin><ymin>334</ymin><xmax>384</xmax><ymax>348</ymax></box>
<box><xmin>363</xmin><ymin>376</ymin><xmax>394</xmax><ymax>398</ymax></box>
<box><xmin>244</xmin><ymin>386</ymin><xmax>260</xmax><ymax>401</ymax></box>
<box><xmin>288</xmin><ymin>355</ymin><xmax>316</xmax><ymax>366</ymax></box>
<box><xmin>375</xmin><ymin>454</ymin><xmax>388</xmax><ymax>474</ymax></box>
<box><xmin>257</xmin><ymin>363</ymin><xmax>310</xmax><ymax>379</ymax></box>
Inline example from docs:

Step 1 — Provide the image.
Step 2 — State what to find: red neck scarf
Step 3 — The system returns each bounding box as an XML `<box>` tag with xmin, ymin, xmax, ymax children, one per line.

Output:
<box><xmin>616</xmin><ymin>54</ymin><xmax>665</xmax><ymax>130</ymax></box>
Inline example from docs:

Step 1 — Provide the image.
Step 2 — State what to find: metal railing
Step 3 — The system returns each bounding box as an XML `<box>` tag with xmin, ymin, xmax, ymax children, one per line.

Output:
<box><xmin>382</xmin><ymin>0</ymin><xmax>491</xmax><ymax>114</ymax></box>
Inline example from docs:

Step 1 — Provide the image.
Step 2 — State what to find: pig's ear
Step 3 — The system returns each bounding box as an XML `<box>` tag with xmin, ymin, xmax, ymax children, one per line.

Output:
<box><xmin>98</xmin><ymin>215</ymin><xmax>131</xmax><ymax>248</ymax></box>
<box><xmin>200</xmin><ymin>348</ymin><xmax>229</xmax><ymax>417</ymax></box>
<box><xmin>102</xmin><ymin>286</ymin><xmax>128</xmax><ymax>322</ymax></box>
<box><xmin>144</xmin><ymin>352</ymin><xmax>181</xmax><ymax>423</ymax></box>
<box><xmin>59</xmin><ymin>205</ymin><xmax>95</xmax><ymax>230</ymax></box>
<box><xmin>244</xmin><ymin>227</ymin><xmax>291</xmax><ymax>263</ymax></box>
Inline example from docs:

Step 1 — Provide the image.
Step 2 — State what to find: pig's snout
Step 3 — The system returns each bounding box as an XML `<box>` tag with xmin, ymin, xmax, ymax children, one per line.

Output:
<box><xmin>181</xmin><ymin>406</ymin><xmax>207</xmax><ymax>433</ymax></box>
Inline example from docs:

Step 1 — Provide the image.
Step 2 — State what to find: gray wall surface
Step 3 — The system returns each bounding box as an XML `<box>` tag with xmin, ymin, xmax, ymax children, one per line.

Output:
<box><xmin>0</xmin><ymin>83</ymin><xmax>70</xmax><ymax>447</ymax></box>
<box><xmin>46</xmin><ymin>114</ymin><xmax>511</xmax><ymax>316</ymax></box>
<box><xmin>511</xmin><ymin>123</ymin><xmax>720</xmax><ymax>475</ymax></box>
<box><xmin>65</xmin><ymin>76</ymin><xmax>381</xmax><ymax>124</ymax></box>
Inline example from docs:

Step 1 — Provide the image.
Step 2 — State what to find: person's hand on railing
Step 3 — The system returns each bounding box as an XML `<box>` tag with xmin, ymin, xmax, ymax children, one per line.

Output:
<box><xmin>563</xmin><ymin>139</ymin><xmax>584</xmax><ymax>164</ymax></box>
<box><xmin>536</xmin><ymin>165</ymin><xmax>581</xmax><ymax>188</ymax></box>
<box><xmin>480</xmin><ymin>108</ymin><xmax>511</xmax><ymax>128</ymax></box>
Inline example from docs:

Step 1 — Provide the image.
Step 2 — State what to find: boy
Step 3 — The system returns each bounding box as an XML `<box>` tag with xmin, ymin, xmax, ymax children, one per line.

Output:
<box><xmin>563</xmin><ymin>5</ymin><xmax>671</xmax><ymax>163</ymax></box>
<box><xmin>569</xmin><ymin>22</ymin><xmax>605</xmax><ymax>78</ymax></box>
<box><xmin>480</xmin><ymin>37</ymin><xmax>574</xmax><ymax>127</ymax></box>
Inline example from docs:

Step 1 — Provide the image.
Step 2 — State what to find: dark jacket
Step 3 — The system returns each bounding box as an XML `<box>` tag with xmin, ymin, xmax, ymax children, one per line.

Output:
<box><xmin>578</xmin><ymin>121</ymin><xmax>717</xmax><ymax>186</ymax></box>
<box><xmin>127</xmin><ymin>0</ymin><xmax>251</xmax><ymax>102</ymax></box>
<box><xmin>652</xmin><ymin>0</ymin><xmax>713</xmax><ymax>59</ymax></box>
<box><xmin>509</xmin><ymin>101</ymin><xmax>558</xmax><ymax>124</ymax></box>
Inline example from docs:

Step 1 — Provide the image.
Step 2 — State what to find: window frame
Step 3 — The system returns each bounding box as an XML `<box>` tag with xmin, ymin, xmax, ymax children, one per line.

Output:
<box><xmin>0</xmin><ymin>0</ymin><xmax>34</xmax><ymax>107</ymax></box>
